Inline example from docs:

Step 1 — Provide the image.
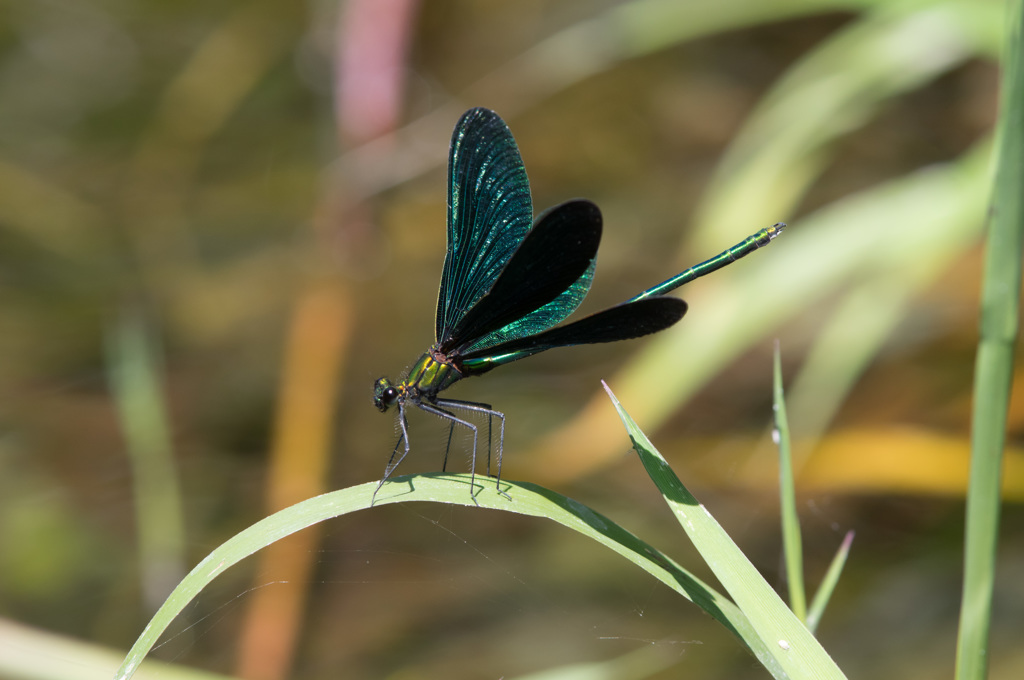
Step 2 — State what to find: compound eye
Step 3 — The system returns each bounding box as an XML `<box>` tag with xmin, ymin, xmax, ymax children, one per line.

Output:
<box><xmin>373</xmin><ymin>378</ymin><xmax>399</xmax><ymax>412</ymax></box>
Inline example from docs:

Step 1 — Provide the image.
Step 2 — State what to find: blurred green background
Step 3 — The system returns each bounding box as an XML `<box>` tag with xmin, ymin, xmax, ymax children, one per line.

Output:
<box><xmin>1</xmin><ymin>0</ymin><xmax>1022</xmax><ymax>678</ymax></box>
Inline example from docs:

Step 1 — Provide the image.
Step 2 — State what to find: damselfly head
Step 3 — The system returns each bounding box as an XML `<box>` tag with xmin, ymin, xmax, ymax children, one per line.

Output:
<box><xmin>373</xmin><ymin>377</ymin><xmax>399</xmax><ymax>412</ymax></box>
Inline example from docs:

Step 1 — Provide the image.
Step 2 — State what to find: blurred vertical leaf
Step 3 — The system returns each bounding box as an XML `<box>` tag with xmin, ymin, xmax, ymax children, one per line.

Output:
<box><xmin>106</xmin><ymin>312</ymin><xmax>185</xmax><ymax>611</ymax></box>
<box><xmin>955</xmin><ymin>0</ymin><xmax>1024</xmax><ymax>677</ymax></box>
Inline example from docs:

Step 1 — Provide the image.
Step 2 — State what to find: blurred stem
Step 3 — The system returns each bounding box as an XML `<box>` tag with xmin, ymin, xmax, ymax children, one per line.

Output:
<box><xmin>955</xmin><ymin>0</ymin><xmax>1024</xmax><ymax>678</ymax></box>
<box><xmin>107</xmin><ymin>312</ymin><xmax>186</xmax><ymax>612</ymax></box>
<box><xmin>234</xmin><ymin>282</ymin><xmax>352</xmax><ymax>680</ymax></box>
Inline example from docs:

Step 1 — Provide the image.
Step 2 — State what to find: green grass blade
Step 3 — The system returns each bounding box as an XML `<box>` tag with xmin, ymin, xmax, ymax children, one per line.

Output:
<box><xmin>602</xmin><ymin>382</ymin><xmax>847</xmax><ymax>680</ymax></box>
<box><xmin>806</xmin><ymin>531</ymin><xmax>855</xmax><ymax>634</ymax></box>
<box><xmin>955</xmin><ymin>0</ymin><xmax>1024</xmax><ymax>677</ymax></box>
<box><xmin>115</xmin><ymin>475</ymin><xmax>782</xmax><ymax>680</ymax></box>
<box><xmin>774</xmin><ymin>343</ymin><xmax>806</xmax><ymax>621</ymax></box>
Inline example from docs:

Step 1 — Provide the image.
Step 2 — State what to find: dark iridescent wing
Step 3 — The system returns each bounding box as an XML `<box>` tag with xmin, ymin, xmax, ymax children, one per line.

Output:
<box><xmin>457</xmin><ymin>297</ymin><xmax>688</xmax><ymax>376</ymax></box>
<box><xmin>444</xmin><ymin>200</ymin><xmax>601</xmax><ymax>355</ymax></box>
<box><xmin>436</xmin><ymin>108</ymin><xmax>533</xmax><ymax>344</ymax></box>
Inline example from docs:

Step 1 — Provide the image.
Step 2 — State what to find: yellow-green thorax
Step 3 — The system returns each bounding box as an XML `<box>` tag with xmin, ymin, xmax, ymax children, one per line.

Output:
<box><xmin>373</xmin><ymin>347</ymin><xmax>465</xmax><ymax>412</ymax></box>
<box><xmin>404</xmin><ymin>349</ymin><xmax>463</xmax><ymax>397</ymax></box>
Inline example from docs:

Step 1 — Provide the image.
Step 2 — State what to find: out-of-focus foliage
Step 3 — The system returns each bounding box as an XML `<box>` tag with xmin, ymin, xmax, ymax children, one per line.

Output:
<box><xmin>0</xmin><ymin>1</ymin><xmax>1020</xmax><ymax>679</ymax></box>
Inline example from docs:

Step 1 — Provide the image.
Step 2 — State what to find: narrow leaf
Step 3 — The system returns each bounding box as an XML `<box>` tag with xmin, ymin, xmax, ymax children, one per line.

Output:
<box><xmin>955</xmin><ymin>0</ymin><xmax>1024</xmax><ymax>677</ymax></box>
<box><xmin>115</xmin><ymin>475</ymin><xmax>779</xmax><ymax>680</ymax></box>
<box><xmin>807</xmin><ymin>531</ymin><xmax>855</xmax><ymax>633</ymax></box>
<box><xmin>603</xmin><ymin>382</ymin><xmax>847</xmax><ymax>679</ymax></box>
<box><xmin>774</xmin><ymin>342</ymin><xmax>807</xmax><ymax>621</ymax></box>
